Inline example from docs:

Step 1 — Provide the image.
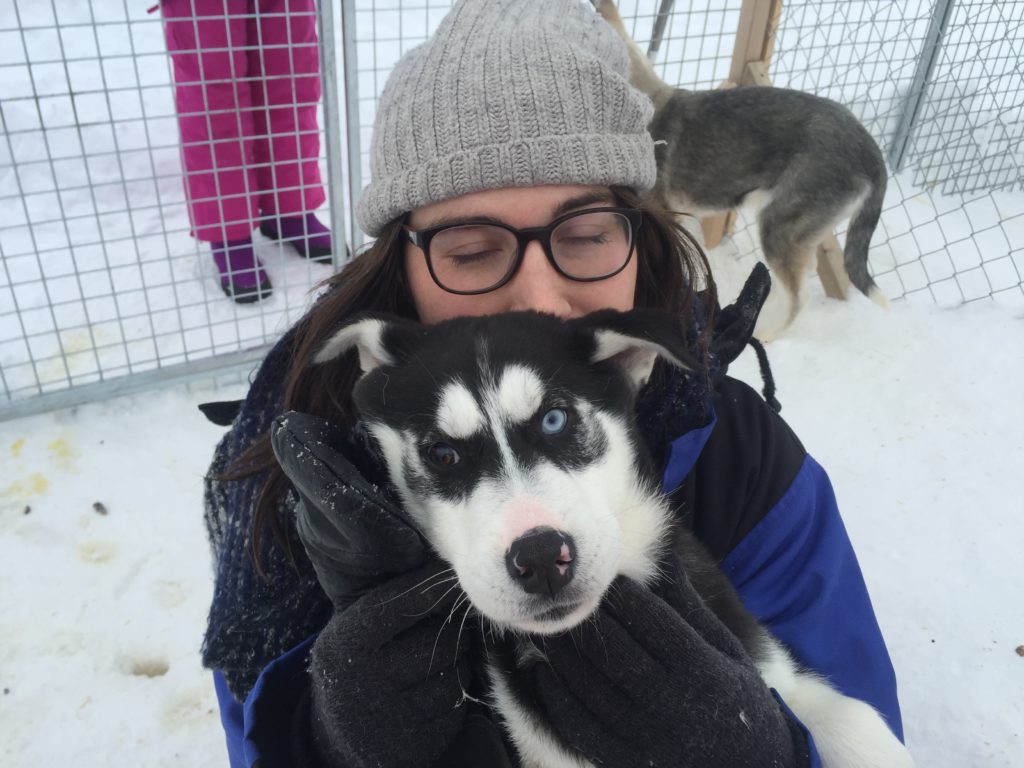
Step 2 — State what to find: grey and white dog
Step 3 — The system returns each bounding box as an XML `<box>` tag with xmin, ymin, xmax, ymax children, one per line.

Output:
<box><xmin>594</xmin><ymin>0</ymin><xmax>889</xmax><ymax>339</ymax></box>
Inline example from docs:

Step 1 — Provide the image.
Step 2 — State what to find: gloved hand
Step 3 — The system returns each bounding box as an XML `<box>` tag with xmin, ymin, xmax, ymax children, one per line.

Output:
<box><xmin>526</xmin><ymin>574</ymin><xmax>808</xmax><ymax>768</ymax></box>
<box><xmin>270</xmin><ymin>410</ymin><xmax>428</xmax><ymax>608</ymax></box>
<box><xmin>307</xmin><ymin>559</ymin><xmax>475</xmax><ymax>768</ymax></box>
<box><xmin>707</xmin><ymin>262</ymin><xmax>782</xmax><ymax>412</ymax></box>
<box><xmin>271</xmin><ymin>412</ymin><xmax>480</xmax><ymax>766</ymax></box>
<box><xmin>708</xmin><ymin>261</ymin><xmax>772</xmax><ymax>370</ymax></box>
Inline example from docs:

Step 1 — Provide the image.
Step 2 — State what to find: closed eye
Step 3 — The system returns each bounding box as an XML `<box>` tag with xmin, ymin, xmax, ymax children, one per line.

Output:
<box><xmin>444</xmin><ymin>249</ymin><xmax>502</xmax><ymax>266</ymax></box>
<box><xmin>561</xmin><ymin>234</ymin><xmax>611</xmax><ymax>245</ymax></box>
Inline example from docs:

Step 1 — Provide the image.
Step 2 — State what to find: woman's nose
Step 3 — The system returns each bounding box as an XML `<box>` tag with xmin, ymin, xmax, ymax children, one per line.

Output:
<box><xmin>504</xmin><ymin>241</ymin><xmax>572</xmax><ymax>317</ymax></box>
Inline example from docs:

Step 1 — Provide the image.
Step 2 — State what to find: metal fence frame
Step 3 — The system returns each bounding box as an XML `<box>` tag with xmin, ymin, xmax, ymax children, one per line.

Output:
<box><xmin>1</xmin><ymin>0</ymin><xmax>348</xmax><ymax>420</ymax></box>
<box><xmin>1</xmin><ymin>0</ymin><xmax>1021</xmax><ymax>421</ymax></box>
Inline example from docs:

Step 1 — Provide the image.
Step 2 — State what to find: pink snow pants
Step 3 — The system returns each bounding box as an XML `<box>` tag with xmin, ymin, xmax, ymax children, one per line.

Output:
<box><xmin>162</xmin><ymin>0</ymin><xmax>326</xmax><ymax>242</ymax></box>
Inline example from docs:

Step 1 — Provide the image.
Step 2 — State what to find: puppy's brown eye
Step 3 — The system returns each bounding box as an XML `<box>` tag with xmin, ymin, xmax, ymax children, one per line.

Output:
<box><xmin>426</xmin><ymin>442</ymin><xmax>460</xmax><ymax>468</ymax></box>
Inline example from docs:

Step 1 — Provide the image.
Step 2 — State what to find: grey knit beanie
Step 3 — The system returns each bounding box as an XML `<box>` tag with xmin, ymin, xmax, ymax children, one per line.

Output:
<box><xmin>355</xmin><ymin>0</ymin><xmax>657</xmax><ymax>236</ymax></box>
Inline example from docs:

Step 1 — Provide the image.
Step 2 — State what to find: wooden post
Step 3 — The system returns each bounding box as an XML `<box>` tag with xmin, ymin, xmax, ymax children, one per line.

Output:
<box><xmin>741</xmin><ymin>60</ymin><xmax>772</xmax><ymax>87</ymax></box>
<box><xmin>815</xmin><ymin>236</ymin><xmax>852</xmax><ymax>299</ymax></box>
<box><xmin>700</xmin><ymin>0</ymin><xmax>782</xmax><ymax>249</ymax></box>
<box><xmin>729</xmin><ymin>0</ymin><xmax>784</xmax><ymax>85</ymax></box>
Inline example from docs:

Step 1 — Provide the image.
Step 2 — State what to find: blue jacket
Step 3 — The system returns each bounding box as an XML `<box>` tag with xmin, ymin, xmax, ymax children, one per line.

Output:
<box><xmin>207</xmin><ymin>372</ymin><xmax>904</xmax><ymax>766</ymax></box>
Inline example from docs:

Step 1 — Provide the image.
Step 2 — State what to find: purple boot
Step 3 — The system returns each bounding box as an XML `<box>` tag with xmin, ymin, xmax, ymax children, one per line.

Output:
<box><xmin>212</xmin><ymin>239</ymin><xmax>272</xmax><ymax>304</ymax></box>
<box><xmin>260</xmin><ymin>212</ymin><xmax>333</xmax><ymax>263</ymax></box>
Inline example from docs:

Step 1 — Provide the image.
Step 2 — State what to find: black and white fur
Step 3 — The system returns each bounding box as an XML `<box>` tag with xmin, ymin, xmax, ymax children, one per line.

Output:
<box><xmin>594</xmin><ymin>0</ymin><xmax>889</xmax><ymax>340</ymax></box>
<box><xmin>316</xmin><ymin>310</ymin><xmax>913</xmax><ymax>768</ymax></box>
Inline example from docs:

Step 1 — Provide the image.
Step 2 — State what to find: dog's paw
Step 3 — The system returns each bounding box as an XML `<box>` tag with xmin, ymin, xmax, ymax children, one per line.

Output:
<box><xmin>812</xmin><ymin>695</ymin><xmax>915</xmax><ymax>768</ymax></box>
<box><xmin>780</xmin><ymin>672</ymin><xmax>914</xmax><ymax>768</ymax></box>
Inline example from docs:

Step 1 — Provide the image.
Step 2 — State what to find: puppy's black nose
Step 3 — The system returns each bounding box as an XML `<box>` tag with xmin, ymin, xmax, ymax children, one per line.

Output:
<box><xmin>505</xmin><ymin>527</ymin><xmax>575</xmax><ymax>598</ymax></box>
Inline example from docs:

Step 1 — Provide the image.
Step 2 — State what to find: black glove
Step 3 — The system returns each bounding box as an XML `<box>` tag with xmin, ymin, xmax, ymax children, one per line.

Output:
<box><xmin>271</xmin><ymin>410</ymin><xmax>428</xmax><ymax>607</ymax></box>
<box><xmin>307</xmin><ymin>559</ymin><xmax>475</xmax><ymax>768</ymax></box>
<box><xmin>525</xmin><ymin>574</ymin><xmax>808</xmax><ymax>768</ymax></box>
<box><xmin>708</xmin><ymin>262</ymin><xmax>772</xmax><ymax>370</ymax></box>
<box><xmin>272</xmin><ymin>412</ymin><xmax>497</xmax><ymax>767</ymax></box>
<box><xmin>709</xmin><ymin>263</ymin><xmax>781</xmax><ymax>412</ymax></box>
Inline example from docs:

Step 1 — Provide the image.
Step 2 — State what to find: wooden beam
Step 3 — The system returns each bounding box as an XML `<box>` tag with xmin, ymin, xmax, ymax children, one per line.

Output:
<box><xmin>816</xmin><ymin>235</ymin><xmax>852</xmax><ymax>299</ymax></box>
<box><xmin>701</xmin><ymin>212</ymin><xmax>729</xmax><ymax>249</ymax></box>
<box><xmin>760</xmin><ymin>0</ymin><xmax>785</xmax><ymax>67</ymax></box>
<box><xmin>741</xmin><ymin>60</ymin><xmax>772</xmax><ymax>87</ymax></box>
<box><xmin>729</xmin><ymin>0</ymin><xmax>784</xmax><ymax>85</ymax></box>
<box><xmin>700</xmin><ymin>211</ymin><xmax>738</xmax><ymax>250</ymax></box>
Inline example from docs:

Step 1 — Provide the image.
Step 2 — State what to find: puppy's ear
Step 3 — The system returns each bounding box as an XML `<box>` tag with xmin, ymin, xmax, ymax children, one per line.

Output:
<box><xmin>576</xmin><ymin>309</ymin><xmax>697</xmax><ymax>390</ymax></box>
<box><xmin>313</xmin><ymin>313</ymin><xmax>423</xmax><ymax>373</ymax></box>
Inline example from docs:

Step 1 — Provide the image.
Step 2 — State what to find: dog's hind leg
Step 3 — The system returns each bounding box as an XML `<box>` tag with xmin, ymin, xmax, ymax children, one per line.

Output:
<box><xmin>754</xmin><ymin>196</ymin><xmax>828</xmax><ymax>341</ymax></box>
<box><xmin>753</xmin><ymin>245</ymin><xmax>815</xmax><ymax>342</ymax></box>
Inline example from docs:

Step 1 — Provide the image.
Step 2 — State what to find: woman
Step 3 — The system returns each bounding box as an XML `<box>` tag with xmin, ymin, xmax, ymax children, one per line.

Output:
<box><xmin>201</xmin><ymin>1</ymin><xmax>906</xmax><ymax>765</ymax></box>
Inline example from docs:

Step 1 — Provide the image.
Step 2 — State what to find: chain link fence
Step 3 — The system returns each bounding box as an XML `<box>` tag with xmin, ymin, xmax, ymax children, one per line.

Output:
<box><xmin>2</xmin><ymin>0</ymin><xmax>1022</xmax><ymax>420</ymax></box>
<box><xmin>725</xmin><ymin>0</ymin><xmax>1021</xmax><ymax>306</ymax></box>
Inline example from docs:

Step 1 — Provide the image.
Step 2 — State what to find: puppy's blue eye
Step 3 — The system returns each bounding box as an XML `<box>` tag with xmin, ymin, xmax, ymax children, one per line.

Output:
<box><xmin>426</xmin><ymin>442</ymin><xmax>460</xmax><ymax>468</ymax></box>
<box><xmin>540</xmin><ymin>408</ymin><xmax>567</xmax><ymax>435</ymax></box>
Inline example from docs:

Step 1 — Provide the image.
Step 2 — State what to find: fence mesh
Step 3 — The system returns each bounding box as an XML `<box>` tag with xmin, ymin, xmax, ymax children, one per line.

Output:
<box><xmin>2</xmin><ymin>0</ymin><xmax>1022</xmax><ymax>420</ymax></box>
<box><xmin>0</xmin><ymin>0</ymin><xmax>338</xmax><ymax>415</ymax></box>
<box><xmin>734</xmin><ymin>0</ymin><xmax>1023</xmax><ymax>307</ymax></box>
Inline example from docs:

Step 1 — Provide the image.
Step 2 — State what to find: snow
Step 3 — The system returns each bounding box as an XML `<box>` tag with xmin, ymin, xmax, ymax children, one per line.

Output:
<box><xmin>0</xmin><ymin>373</ymin><xmax>242</xmax><ymax>766</ymax></box>
<box><xmin>2</xmin><ymin>272</ymin><xmax>1023</xmax><ymax>766</ymax></box>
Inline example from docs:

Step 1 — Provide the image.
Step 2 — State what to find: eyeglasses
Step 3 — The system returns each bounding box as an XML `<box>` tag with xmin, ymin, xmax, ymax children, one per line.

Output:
<box><xmin>405</xmin><ymin>207</ymin><xmax>642</xmax><ymax>295</ymax></box>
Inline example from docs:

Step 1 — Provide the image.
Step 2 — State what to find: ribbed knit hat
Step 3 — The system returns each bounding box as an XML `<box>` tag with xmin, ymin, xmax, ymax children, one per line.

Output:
<box><xmin>355</xmin><ymin>0</ymin><xmax>657</xmax><ymax>236</ymax></box>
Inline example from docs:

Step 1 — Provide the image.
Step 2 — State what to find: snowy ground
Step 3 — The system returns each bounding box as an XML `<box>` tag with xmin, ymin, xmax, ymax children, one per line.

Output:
<box><xmin>1</xmin><ymin>268</ymin><xmax>1022</xmax><ymax>766</ymax></box>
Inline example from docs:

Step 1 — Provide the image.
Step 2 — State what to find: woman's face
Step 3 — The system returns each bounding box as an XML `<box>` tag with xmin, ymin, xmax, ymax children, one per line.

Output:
<box><xmin>405</xmin><ymin>185</ymin><xmax>638</xmax><ymax>323</ymax></box>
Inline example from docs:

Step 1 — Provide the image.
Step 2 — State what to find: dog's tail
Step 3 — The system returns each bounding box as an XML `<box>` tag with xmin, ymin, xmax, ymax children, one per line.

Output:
<box><xmin>844</xmin><ymin>174</ymin><xmax>889</xmax><ymax>308</ymax></box>
<box><xmin>593</xmin><ymin>1</ymin><xmax>675</xmax><ymax>106</ymax></box>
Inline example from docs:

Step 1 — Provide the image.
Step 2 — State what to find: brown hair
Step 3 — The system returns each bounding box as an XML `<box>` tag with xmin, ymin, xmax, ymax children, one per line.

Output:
<box><xmin>234</xmin><ymin>187</ymin><xmax>716</xmax><ymax>562</ymax></box>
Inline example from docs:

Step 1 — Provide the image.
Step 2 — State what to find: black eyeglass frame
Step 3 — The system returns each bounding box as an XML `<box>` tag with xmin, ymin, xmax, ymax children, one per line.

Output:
<box><xmin>404</xmin><ymin>206</ymin><xmax>643</xmax><ymax>296</ymax></box>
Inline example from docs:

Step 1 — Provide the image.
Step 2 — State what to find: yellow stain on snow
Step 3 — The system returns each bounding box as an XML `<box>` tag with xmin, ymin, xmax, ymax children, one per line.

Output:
<box><xmin>3</xmin><ymin>472</ymin><xmax>49</xmax><ymax>500</ymax></box>
<box><xmin>1</xmin><ymin>436</ymin><xmax>75</xmax><ymax>509</ymax></box>
<box><xmin>48</xmin><ymin>437</ymin><xmax>73</xmax><ymax>460</ymax></box>
<box><xmin>78</xmin><ymin>540</ymin><xmax>118</xmax><ymax>564</ymax></box>
<box><xmin>44</xmin><ymin>435</ymin><xmax>77</xmax><ymax>473</ymax></box>
<box><xmin>34</xmin><ymin>326</ymin><xmax>114</xmax><ymax>384</ymax></box>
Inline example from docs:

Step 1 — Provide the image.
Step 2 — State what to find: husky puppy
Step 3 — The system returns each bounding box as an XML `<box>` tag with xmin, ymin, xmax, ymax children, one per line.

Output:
<box><xmin>594</xmin><ymin>0</ymin><xmax>889</xmax><ymax>339</ymax></box>
<box><xmin>315</xmin><ymin>309</ymin><xmax>912</xmax><ymax>768</ymax></box>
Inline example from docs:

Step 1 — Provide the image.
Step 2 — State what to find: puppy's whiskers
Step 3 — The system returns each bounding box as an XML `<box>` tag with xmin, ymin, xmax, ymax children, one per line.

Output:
<box><xmin>376</xmin><ymin>567</ymin><xmax>456</xmax><ymax>606</ymax></box>
<box><xmin>426</xmin><ymin>589</ymin><xmax>470</xmax><ymax>677</ymax></box>
<box><xmin>416</xmin><ymin>580</ymin><xmax>463</xmax><ymax>617</ymax></box>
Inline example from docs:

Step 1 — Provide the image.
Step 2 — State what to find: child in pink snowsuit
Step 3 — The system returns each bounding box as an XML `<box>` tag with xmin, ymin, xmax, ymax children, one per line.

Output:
<box><xmin>162</xmin><ymin>0</ymin><xmax>332</xmax><ymax>303</ymax></box>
